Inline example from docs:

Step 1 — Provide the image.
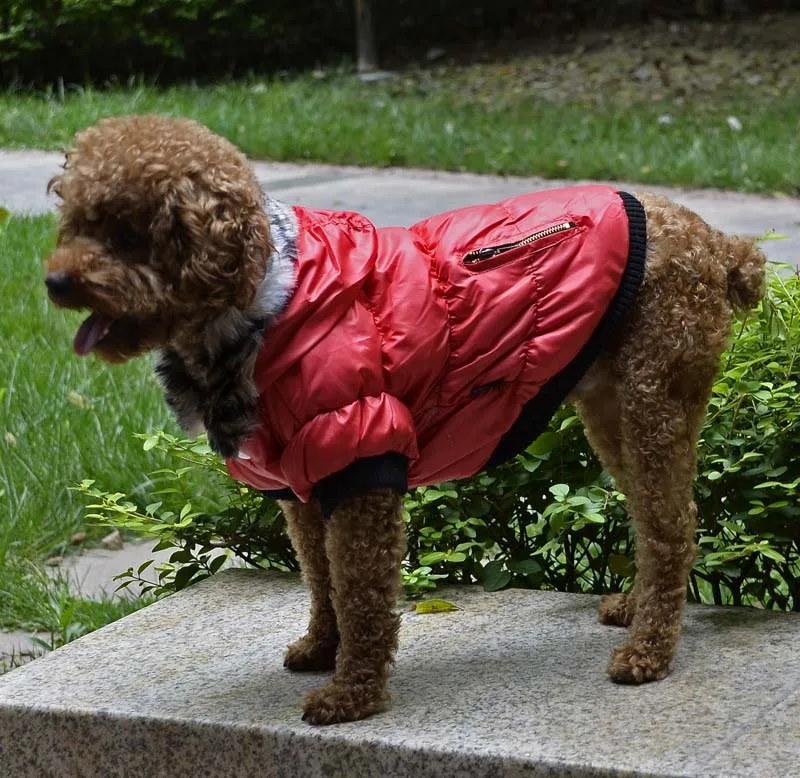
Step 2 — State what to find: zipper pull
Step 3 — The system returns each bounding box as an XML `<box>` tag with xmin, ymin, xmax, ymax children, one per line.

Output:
<box><xmin>464</xmin><ymin>247</ymin><xmax>499</xmax><ymax>264</ymax></box>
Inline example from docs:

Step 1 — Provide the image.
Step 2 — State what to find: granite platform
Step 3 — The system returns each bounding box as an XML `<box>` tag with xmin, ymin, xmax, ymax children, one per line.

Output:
<box><xmin>0</xmin><ymin>569</ymin><xmax>797</xmax><ymax>778</ymax></box>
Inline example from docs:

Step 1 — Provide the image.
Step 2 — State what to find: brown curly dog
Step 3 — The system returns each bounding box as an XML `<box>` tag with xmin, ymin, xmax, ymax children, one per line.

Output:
<box><xmin>45</xmin><ymin>115</ymin><xmax>766</xmax><ymax>725</ymax></box>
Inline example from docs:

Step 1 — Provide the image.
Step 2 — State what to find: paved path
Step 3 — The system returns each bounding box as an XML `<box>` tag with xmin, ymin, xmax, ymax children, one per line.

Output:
<box><xmin>0</xmin><ymin>541</ymin><xmax>173</xmax><ymax>664</ymax></box>
<box><xmin>1</xmin><ymin>150</ymin><xmax>798</xmax><ymax>264</ymax></box>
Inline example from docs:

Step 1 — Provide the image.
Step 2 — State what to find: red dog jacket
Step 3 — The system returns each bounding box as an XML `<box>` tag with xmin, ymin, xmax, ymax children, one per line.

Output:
<box><xmin>226</xmin><ymin>185</ymin><xmax>645</xmax><ymax>512</ymax></box>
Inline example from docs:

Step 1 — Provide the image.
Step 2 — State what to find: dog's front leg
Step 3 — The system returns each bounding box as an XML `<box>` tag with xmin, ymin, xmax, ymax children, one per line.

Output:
<box><xmin>302</xmin><ymin>489</ymin><xmax>406</xmax><ymax>725</ymax></box>
<box><xmin>280</xmin><ymin>500</ymin><xmax>339</xmax><ymax>671</ymax></box>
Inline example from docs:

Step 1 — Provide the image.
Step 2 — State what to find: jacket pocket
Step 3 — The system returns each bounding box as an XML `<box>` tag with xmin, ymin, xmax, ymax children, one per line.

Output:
<box><xmin>462</xmin><ymin>220</ymin><xmax>579</xmax><ymax>272</ymax></box>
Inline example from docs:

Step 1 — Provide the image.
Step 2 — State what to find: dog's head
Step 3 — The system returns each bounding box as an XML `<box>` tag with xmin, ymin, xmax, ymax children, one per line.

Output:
<box><xmin>45</xmin><ymin>115</ymin><xmax>271</xmax><ymax>362</ymax></box>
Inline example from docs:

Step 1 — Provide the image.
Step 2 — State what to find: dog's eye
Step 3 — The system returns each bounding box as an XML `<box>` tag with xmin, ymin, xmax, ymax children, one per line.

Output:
<box><xmin>116</xmin><ymin>225</ymin><xmax>146</xmax><ymax>252</ymax></box>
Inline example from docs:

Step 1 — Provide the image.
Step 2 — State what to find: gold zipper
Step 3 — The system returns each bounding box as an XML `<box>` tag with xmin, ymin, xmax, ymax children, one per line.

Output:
<box><xmin>464</xmin><ymin>220</ymin><xmax>577</xmax><ymax>265</ymax></box>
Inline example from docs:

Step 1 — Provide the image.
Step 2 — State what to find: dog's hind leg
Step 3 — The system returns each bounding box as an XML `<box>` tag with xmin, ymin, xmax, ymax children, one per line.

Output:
<box><xmin>302</xmin><ymin>489</ymin><xmax>406</xmax><ymax>724</ymax></box>
<box><xmin>606</xmin><ymin>344</ymin><xmax>721</xmax><ymax>683</ymax></box>
<box><xmin>601</xmin><ymin>195</ymin><xmax>750</xmax><ymax>682</ymax></box>
<box><xmin>281</xmin><ymin>500</ymin><xmax>340</xmax><ymax>672</ymax></box>
<box><xmin>573</xmin><ymin>360</ymin><xmax>637</xmax><ymax>628</ymax></box>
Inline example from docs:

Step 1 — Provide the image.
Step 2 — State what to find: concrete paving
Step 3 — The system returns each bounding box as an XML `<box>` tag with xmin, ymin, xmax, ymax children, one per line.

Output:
<box><xmin>0</xmin><ymin>632</ymin><xmax>43</xmax><ymax>669</ymax></box>
<box><xmin>0</xmin><ymin>569</ymin><xmax>798</xmax><ymax>778</ymax></box>
<box><xmin>1</xmin><ymin>150</ymin><xmax>798</xmax><ymax>264</ymax></box>
<box><xmin>54</xmin><ymin>540</ymin><xmax>175</xmax><ymax>600</ymax></box>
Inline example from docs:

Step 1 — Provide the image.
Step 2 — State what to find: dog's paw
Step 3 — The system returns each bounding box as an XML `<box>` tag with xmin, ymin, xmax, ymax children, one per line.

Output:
<box><xmin>599</xmin><ymin>593</ymin><xmax>635</xmax><ymax>627</ymax></box>
<box><xmin>284</xmin><ymin>636</ymin><xmax>338</xmax><ymax>672</ymax></box>
<box><xmin>301</xmin><ymin>681</ymin><xmax>388</xmax><ymax>725</ymax></box>
<box><xmin>607</xmin><ymin>642</ymin><xmax>671</xmax><ymax>684</ymax></box>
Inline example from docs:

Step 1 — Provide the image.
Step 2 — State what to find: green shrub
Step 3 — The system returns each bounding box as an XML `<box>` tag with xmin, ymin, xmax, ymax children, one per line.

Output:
<box><xmin>77</xmin><ymin>435</ymin><xmax>297</xmax><ymax>598</ymax></box>
<box><xmin>0</xmin><ymin>0</ymin><xmax>353</xmax><ymax>85</ymax></box>
<box><xmin>79</xmin><ymin>266</ymin><xmax>800</xmax><ymax>610</ymax></box>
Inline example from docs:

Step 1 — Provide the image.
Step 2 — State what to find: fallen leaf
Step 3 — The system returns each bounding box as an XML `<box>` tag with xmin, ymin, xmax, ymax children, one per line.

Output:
<box><xmin>414</xmin><ymin>599</ymin><xmax>461</xmax><ymax>614</ymax></box>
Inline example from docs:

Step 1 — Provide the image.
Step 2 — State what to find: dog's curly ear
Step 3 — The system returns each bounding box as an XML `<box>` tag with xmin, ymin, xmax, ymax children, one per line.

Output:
<box><xmin>157</xmin><ymin>176</ymin><xmax>272</xmax><ymax>311</ymax></box>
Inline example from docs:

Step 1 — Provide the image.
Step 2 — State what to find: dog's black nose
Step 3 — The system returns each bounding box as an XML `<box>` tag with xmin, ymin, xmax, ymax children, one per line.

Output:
<box><xmin>45</xmin><ymin>271</ymin><xmax>73</xmax><ymax>299</ymax></box>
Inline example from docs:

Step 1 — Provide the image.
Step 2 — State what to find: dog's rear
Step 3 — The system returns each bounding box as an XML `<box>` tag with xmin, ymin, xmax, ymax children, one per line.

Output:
<box><xmin>634</xmin><ymin>191</ymin><xmax>766</xmax><ymax>313</ymax></box>
<box><xmin>575</xmin><ymin>193</ymin><xmax>766</xmax><ymax>683</ymax></box>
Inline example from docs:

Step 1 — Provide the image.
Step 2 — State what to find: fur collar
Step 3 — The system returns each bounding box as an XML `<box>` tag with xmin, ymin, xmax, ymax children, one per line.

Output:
<box><xmin>154</xmin><ymin>196</ymin><xmax>298</xmax><ymax>457</ymax></box>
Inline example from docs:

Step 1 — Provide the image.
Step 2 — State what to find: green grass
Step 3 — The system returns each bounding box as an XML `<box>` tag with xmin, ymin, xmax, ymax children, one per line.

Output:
<box><xmin>0</xmin><ymin>75</ymin><xmax>798</xmax><ymax>194</ymax></box>
<box><xmin>0</xmin><ymin>214</ymin><xmax>196</xmax><ymax>637</ymax></box>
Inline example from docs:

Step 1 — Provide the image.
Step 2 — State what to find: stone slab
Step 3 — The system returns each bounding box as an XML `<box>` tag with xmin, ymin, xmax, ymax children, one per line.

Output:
<box><xmin>1</xmin><ymin>150</ymin><xmax>797</xmax><ymax>265</ymax></box>
<box><xmin>0</xmin><ymin>569</ymin><xmax>797</xmax><ymax>777</ymax></box>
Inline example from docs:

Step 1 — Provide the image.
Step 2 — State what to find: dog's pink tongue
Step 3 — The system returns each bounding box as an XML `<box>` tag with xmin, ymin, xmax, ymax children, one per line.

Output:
<box><xmin>73</xmin><ymin>313</ymin><xmax>114</xmax><ymax>356</ymax></box>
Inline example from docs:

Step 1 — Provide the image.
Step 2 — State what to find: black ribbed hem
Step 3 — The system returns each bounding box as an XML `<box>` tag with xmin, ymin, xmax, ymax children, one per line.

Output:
<box><xmin>484</xmin><ymin>191</ymin><xmax>647</xmax><ymax>469</ymax></box>
<box><xmin>261</xmin><ymin>487</ymin><xmax>298</xmax><ymax>502</ymax></box>
<box><xmin>313</xmin><ymin>453</ymin><xmax>409</xmax><ymax>519</ymax></box>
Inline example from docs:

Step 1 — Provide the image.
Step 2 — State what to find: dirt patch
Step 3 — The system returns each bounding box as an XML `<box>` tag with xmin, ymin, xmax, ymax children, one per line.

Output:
<box><xmin>391</xmin><ymin>12</ymin><xmax>800</xmax><ymax>107</ymax></box>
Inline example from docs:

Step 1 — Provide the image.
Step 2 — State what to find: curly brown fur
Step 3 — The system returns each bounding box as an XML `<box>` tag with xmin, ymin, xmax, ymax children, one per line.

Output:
<box><xmin>45</xmin><ymin>117</ymin><xmax>767</xmax><ymax>723</ymax></box>
<box><xmin>48</xmin><ymin>115</ymin><xmax>270</xmax><ymax>330</ymax></box>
